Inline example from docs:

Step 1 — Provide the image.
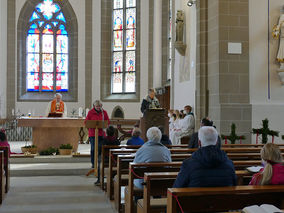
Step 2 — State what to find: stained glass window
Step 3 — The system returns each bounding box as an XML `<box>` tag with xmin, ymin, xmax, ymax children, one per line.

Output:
<box><xmin>26</xmin><ymin>0</ymin><xmax>69</xmax><ymax>92</ymax></box>
<box><xmin>112</xmin><ymin>0</ymin><xmax>136</xmax><ymax>94</ymax></box>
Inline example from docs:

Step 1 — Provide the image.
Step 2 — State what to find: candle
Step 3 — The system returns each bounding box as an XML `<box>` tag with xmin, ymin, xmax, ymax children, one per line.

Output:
<box><xmin>78</xmin><ymin>107</ymin><xmax>82</xmax><ymax>117</ymax></box>
<box><xmin>86</xmin><ymin>108</ymin><xmax>89</xmax><ymax>117</ymax></box>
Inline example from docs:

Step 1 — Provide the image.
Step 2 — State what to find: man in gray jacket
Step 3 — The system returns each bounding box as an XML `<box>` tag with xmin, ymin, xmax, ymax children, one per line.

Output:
<box><xmin>133</xmin><ymin>127</ymin><xmax>172</xmax><ymax>188</ymax></box>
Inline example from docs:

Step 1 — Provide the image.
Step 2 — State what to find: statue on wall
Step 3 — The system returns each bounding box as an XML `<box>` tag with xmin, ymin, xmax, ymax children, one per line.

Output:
<box><xmin>176</xmin><ymin>10</ymin><xmax>184</xmax><ymax>42</ymax></box>
<box><xmin>272</xmin><ymin>6</ymin><xmax>284</xmax><ymax>70</ymax></box>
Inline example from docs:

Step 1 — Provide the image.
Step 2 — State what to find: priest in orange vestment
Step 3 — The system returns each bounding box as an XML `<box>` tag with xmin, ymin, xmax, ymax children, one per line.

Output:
<box><xmin>46</xmin><ymin>93</ymin><xmax>67</xmax><ymax>117</ymax></box>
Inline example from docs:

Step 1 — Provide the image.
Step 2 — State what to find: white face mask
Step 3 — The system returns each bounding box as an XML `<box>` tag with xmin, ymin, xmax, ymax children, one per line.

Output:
<box><xmin>168</xmin><ymin>113</ymin><xmax>171</xmax><ymax>118</ymax></box>
<box><xmin>183</xmin><ymin>111</ymin><xmax>188</xmax><ymax>115</ymax></box>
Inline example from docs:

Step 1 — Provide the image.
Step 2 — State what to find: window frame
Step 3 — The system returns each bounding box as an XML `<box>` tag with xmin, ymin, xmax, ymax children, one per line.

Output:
<box><xmin>17</xmin><ymin>0</ymin><xmax>78</xmax><ymax>102</ymax></box>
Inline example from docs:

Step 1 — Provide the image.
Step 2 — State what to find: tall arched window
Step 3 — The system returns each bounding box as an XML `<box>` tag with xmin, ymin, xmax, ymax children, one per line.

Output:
<box><xmin>112</xmin><ymin>0</ymin><xmax>136</xmax><ymax>94</ymax></box>
<box><xmin>26</xmin><ymin>0</ymin><xmax>68</xmax><ymax>92</ymax></box>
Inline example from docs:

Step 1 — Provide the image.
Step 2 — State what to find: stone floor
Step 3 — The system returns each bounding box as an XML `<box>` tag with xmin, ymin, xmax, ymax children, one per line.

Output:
<box><xmin>0</xmin><ymin>176</ymin><xmax>116</xmax><ymax>213</ymax></box>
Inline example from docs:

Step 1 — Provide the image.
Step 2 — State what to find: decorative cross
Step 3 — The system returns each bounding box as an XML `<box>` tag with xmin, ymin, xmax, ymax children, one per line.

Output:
<box><xmin>36</xmin><ymin>0</ymin><xmax>60</xmax><ymax>20</ymax></box>
<box><xmin>252</xmin><ymin>118</ymin><xmax>279</xmax><ymax>144</ymax></box>
<box><xmin>221</xmin><ymin>123</ymin><xmax>245</xmax><ymax>144</ymax></box>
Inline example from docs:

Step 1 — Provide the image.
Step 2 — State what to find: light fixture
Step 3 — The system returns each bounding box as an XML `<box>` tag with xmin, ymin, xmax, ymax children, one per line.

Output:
<box><xmin>187</xmin><ymin>0</ymin><xmax>196</xmax><ymax>7</ymax></box>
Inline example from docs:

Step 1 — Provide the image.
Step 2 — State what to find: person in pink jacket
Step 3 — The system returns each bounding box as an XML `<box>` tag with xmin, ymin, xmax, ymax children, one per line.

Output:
<box><xmin>85</xmin><ymin>100</ymin><xmax>109</xmax><ymax>185</ymax></box>
<box><xmin>249</xmin><ymin>143</ymin><xmax>284</xmax><ymax>185</ymax></box>
<box><xmin>0</xmin><ymin>129</ymin><xmax>11</xmax><ymax>165</ymax></box>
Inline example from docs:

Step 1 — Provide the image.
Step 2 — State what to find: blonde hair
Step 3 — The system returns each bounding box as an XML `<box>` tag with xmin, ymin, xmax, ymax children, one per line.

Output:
<box><xmin>174</xmin><ymin>110</ymin><xmax>181</xmax><ymax>119</ymax></box>
<box><xmin>260</xmin><ymin>143</ymin><xmax>283</xmax><ymax>185</ymax></box>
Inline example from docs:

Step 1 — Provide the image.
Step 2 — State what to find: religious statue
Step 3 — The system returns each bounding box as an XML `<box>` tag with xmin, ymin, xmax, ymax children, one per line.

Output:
<box><xmin>272</xmin><ymin>6</ymin><xmax>284</xmax><ymax>70</ymax></box>
<box><xmin>176</xmin><ymin>10</ymin><xmax>184</xmax><ymax>42</ymax></box>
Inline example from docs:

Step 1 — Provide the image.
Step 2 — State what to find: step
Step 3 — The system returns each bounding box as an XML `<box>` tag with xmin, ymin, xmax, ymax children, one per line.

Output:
<box><xmin>10</xmin><ymin>162</ymin><xmax>95</xmax><ymax>177</ymax></box>
<box><xmin>10</xmin><ymin>155</ymin><xmax>90</xmax><ymax>164</ymax></box>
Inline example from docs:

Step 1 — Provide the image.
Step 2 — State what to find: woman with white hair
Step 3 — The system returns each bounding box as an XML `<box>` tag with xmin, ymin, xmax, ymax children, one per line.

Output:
<box><xmin>133</xmin><ymin>127</ymin><xmax>172</xmax><ymax>189</ymax></box>
<box><xmin>45</xmin><ymin>93</ymin><xmax>67</xmax><ymax>117</ymax></box>
<box><xmin>85</xmin><ymin>100</ymin><xmax>110</xmax><ymax>185</ymax></box>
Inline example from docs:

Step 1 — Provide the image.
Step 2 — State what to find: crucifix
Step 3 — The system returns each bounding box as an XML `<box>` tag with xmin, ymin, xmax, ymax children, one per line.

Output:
<box><xmin>221</xmin><ymin>123</ymin><xmax>245</xmax><ymax>144</ymax></box>
<box><xmin>252</xmin><ymin>118</ymin><xmax>279</xmax><ymax>144</ymax></box>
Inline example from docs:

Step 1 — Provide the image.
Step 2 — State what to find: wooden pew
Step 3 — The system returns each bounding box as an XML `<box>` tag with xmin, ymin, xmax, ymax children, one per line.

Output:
<box><xmin>167</xmin><ymin>185</ymin><xmax>284</xmax><ymax>213</ymax></box>
<box><xmin>0</xmin><ymin>151</ymin><xmax>5</xmax><ymax>204</ymax></box>
<box><xmin>137</xmin><ymin>170</ymin><xmax>252</xmax><ymax>213</ymax></box>
<box><xmin>0</xmin><ymin>147</ymin><xmax>9</xmax><ymax>193</ymax></box>
<box><xmin>125</xmin><ymin>162</ymin><xmax>183</xmax><ymax>213</ymax></box>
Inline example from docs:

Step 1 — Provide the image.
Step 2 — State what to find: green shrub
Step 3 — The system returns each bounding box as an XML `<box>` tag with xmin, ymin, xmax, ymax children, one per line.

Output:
<box><xmin>39</xmin><ymin>147</ymin><xmax>59</xmax><ymax>155</ymax></box>
<box><xmin>59</xmin><ymin>144</ymin><xmax>73</xmax><ymax>149</ymax></box>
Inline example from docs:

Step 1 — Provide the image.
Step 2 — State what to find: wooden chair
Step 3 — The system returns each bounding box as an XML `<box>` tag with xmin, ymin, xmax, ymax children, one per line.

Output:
<box><xmin>167</xmin><ymin>185</ymin><xmax>284</xmax><ymax>213</ymax></box>
<box><xmin>0</xmin><ymin>151</ymin><xmax>5</xmax><ymax>204</ymax></box>
<box><xmin>0</xmin><ymin>147</ymin><xmax>9</xmax><ymax>193</ymax></box>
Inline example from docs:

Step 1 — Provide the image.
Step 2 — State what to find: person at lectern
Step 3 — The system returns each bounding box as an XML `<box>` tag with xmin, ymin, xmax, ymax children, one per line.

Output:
<box><xmin>140</xmin><ymin>88</ymin><xmax>160</xmax><ymax>114</ymax></box>
<box><xmin>85</xmin><ymin>100</ymin><xmax>110</xmax><ymax>185</ymax></box>
<box><xmin>46</xmin><ymin>93</ymin><xmax>67</xmax><ymax>117</ymax></box>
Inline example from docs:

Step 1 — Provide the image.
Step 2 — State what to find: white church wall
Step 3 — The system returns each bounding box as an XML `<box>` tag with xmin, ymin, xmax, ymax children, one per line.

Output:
<box><xmin>15</xmin><ymin>0</ymin><xmax>86</xmax><ymax>116</ymax></box>
<box><xmin>173</xmin><ymin>0</ymin><xmax>196</xmax><ymax>112</ymax></box>
<box><xmin>250</xmin><ymin>0</ymin><xmax>284</xmax><ymax>143</ymax></box>
<box><xmin>0</xmin><ymin>0</ymin><xmax>7</xmax><ymax>118</ymax></box>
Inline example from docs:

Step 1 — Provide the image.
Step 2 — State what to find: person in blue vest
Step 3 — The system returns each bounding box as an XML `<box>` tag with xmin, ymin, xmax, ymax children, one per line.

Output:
<box><xmin>126</xmin><ymin>127</ymin><xmax>144</xmax><ymax>145</ymax></box>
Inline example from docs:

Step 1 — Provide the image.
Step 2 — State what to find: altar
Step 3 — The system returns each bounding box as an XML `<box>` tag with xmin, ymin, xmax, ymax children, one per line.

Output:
<box><xmin>17</xmin><ymin>117</ymin><xmax>85</xmax><ymax>152</ymax></box>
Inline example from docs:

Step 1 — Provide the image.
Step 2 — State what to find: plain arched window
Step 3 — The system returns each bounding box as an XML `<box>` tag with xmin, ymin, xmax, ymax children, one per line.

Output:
<box><xmin>26</xmin><ymin>0</ymin><xmax>69</xmax><ymax>92</ymax></box>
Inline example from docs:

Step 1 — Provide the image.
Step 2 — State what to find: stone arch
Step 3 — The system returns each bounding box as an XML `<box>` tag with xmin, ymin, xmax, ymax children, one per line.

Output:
<box><xmin>111</xmin><ymin>106</ymin><xmax>125</xmax><ymax>119</ymax></box>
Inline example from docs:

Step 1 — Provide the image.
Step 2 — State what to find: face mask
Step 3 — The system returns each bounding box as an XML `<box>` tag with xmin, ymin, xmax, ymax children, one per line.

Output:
<box><xmin>184</xmin><ymin>111</ymin><xmax>188</xmax><ymax>115</ymax></box>
<box><xmin>168</xmin><ymin>113</ymin><xmax>171</xmax><ymax>118</ymax></box>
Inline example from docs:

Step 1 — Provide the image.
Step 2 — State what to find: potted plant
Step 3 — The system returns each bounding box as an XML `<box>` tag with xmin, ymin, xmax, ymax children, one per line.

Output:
<box><xmin>39</xmin><ymin>147</ymin><xmax>59</xmax><ymax>156</ymax></box>
<box><xmin>21</xmin><ymin>144</ymin><xmax>37</xmax><ymax>154</ymax></box>
<box><xmin>59</xmin><ymin>144</ymin><xmax>73</xmax><ymax>155</ymax></box>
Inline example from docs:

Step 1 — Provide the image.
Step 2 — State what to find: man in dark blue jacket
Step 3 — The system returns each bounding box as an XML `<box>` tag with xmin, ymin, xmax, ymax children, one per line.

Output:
<box><xmin>173</xmin><ymin>126</ymin><xmax>236</xmax><ymax>187</ymax></box>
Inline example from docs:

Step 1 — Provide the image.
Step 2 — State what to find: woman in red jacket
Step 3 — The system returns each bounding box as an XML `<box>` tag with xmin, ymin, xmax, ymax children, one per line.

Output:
<box><xmin>85</xmin><ymin>100</ymin><xmax>109</xmax><ymax>185</ymax></box>
<box><xmin>249</xmin><ymin>143</ymin><xmax>284</xmax><ymax>185</ymax></box>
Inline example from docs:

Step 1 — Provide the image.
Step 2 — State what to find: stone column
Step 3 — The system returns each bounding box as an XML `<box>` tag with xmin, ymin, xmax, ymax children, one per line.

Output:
<box><xmin>153</xmin><ymin>0</ymin><xmax>162</xmax><ymax>88</ymax></box>
<box><xmin>0</xmin><ymin>0</ymin><xmax>7</xmax><ymax>118</ymax></box>
<box><xmin>196</xmin><ymin>0</ymin><xmax>251</xmax><ymax>143</ymax></box>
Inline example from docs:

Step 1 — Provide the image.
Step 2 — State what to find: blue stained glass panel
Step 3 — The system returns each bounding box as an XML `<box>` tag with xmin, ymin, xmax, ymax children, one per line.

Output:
<box><xmin>38</xmin><ymin>21</ymin><xmax>44</xmax><ymax>27</ymax></box>
<box><xmin>42</xmin><ymin>73</ymin><xmax>54</xmax><ymax>91</ymax></box>
<box><xmin>126</xmin><ymin>8</ymin><xmax>136</xmax><ymax>29</ymax></box>
<box><xmin>36</xmin><ymin>0</ymin><xmax>60</xmax><ymax>20</ymax></box>
<box><xmin>56</xmin><ymin>35</ymin><xmax>68</xmax><ymax>53</ymax></box>
<box><xmin>126</xmin><ymin>0</ymin><xmax>136</xmax><ymax>7</ymax></box>
<box><xmin>52</xmin><ymin>21</ymin><xmax>58</xmax><ymax>26</ymax></box>
<box><xmin>56</xmin><ymin>54</ymin><xmax>68</xmax><ymax>73</ymax></box>
<box><xmin>29</xmin><ymin>11</ymin><xmax>40</xmax><ymax>22</ymax></box>
<box><xmin>56</xmin><ymin>72</ymin><xmax>68</xmax><ymax>91</ymax></box>
<box><xmin>113</xmin><ymin>30</ymin><xmax>123</xmax><ymax>51</ymax></box>
<box><xmin>56</xmin><ymin>12</ymin><xmax>66</xmax><ymax>23</ymax></box>
<box><xmin>125</xmin><ymin>72</ymin><xmax>135</xmax><ymax>93</ymax></box>
<box><xmin>27</xmin><ymin>72</ymin><xmax>39</xmax><ymax>91</ymax></box>
<box><xmin>112</xmin><ymin>73</ymin><xmax>123</xmax><ymax>93</ymax></box>
<box><xmin>43</xmin><ymin>24</ymin><xmax>53</xmax><ymax>34</ymax></box>
<box><xmin>57</xmin><ymin>25</ymin><xmax>68</xmax><ymax>35</ymax></box>
<box><xmin>27</xmin><ymin>34</ymin><xmax>40</xmax><ymax>53</ymax></box>
<box><xmin>42</xmin><ymin>34</ymin><xmax>54</xmax><ymax>53</ymax></box>
<box><xmin>113</xmin><ymin>10</ymin><xmax>123</xmax><ymax>30</ymax></box>
<box><xmin>42</xmin><ymin>54</ymin><xmax>54</xmax><ymax>73</ymax></box>
<box><xmin>114</xmin><ymin>0</ymin><xmax>123</xmax><ymax>9</ymax></box>
<box><xmin>126</xmin><ymin>29</ymin><xmax>136</xmax><ymax>50</ymax></box>
<box><xmin>113</xmin><ymin>52</ymin><xmax>123</xmax><ymax>73</ymax></box>
<box><xmin>27</xmin><ymin>53</ymin><xmax>40</xmax><ymax>73</ymax></box>
<box><xmin>126</xmin><ymin>51</ymin><xmax>135</xmax><ymax>71</ymax></box>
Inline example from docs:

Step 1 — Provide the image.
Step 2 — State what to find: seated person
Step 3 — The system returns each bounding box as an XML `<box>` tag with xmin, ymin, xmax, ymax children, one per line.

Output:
<box><xmin>173</xmin><ymin>126</ymin><xmax>236</xmax><ymax>187</ymax></box>
<box><xmin>126</xmin><ymin>128</ymin><xmax>144</xmax><ymax>145</ymax></box>
<box><xmin>188</xmin><ymin>118</ymin><xmax>221</xmax><ymax>148</ymax></box>
<box><xmin>158</xmin><ymin>126</ymin><xmax>172</xmax><ymax>145</ymax></box>
<box><xmin>134</xmin><ymin>127</ymin><xmax>172</xmax><ymax>189</ymax></box>
<box><xmin>0</xmin><ymin>129</ymin><xmax>11</xmax><ymax>165</ymax></box>
<box><xmin>249</xmin><ymin>143</ymin><xmax>284</xmax><ymax>185</ymax></box>
<box><xmin>103</xmin><ymin>126</ymin><xmax>120</xmax><ymax>146</ymax></box>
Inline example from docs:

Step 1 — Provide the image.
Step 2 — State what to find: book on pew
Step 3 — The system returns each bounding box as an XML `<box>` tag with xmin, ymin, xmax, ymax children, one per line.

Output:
<box><xmin>246</xmin><ymin>166</ymin><xmax>263</xmax><ymax>173</ymax></box>
<box><xmin>242</xmin><ymin>204</ymin><xmax>283</xmax><ymax>213</ymax></box>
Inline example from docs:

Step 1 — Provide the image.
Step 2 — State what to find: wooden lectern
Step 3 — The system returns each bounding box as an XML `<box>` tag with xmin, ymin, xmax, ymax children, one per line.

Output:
<box><xmin>140</xmin><ymin>108</ymin><xmax>169</xmax><ymax>141</ymax></box>
<box><xmin>85</xmin><ymin>120</ymin><xmax>108</xmax><ymax>176</ymax></box>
